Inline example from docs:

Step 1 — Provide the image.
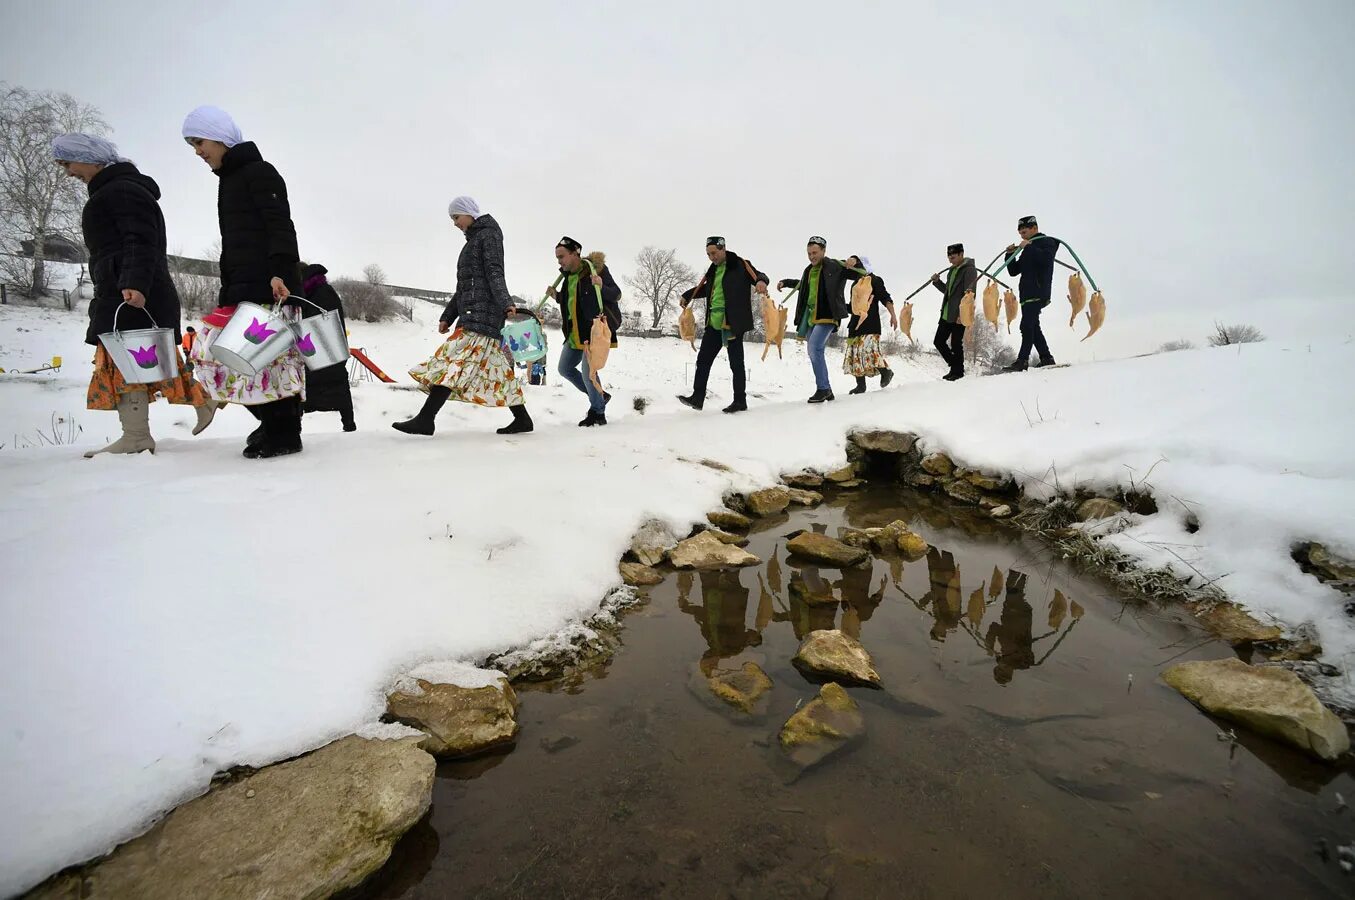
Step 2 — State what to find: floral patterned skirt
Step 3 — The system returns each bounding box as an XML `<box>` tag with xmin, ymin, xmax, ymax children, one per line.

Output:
<box><xmin>87</xmin><ymin>345</ymin><xmax>207</xmax><ymax>411</ymax></box>
<box><xmin>843</xmin><ymin>334</ymin><xmax>889</xmax><ymax>377</ymax></box>
<box><xmin>189</xmin><ymin>324</ymin><xmax>306</xmax><ymax>406</ymax></box>
<box><xmin>410</xmin><ymin>330</ymin><xmax>523</xmax><ymax>407</ymax></box>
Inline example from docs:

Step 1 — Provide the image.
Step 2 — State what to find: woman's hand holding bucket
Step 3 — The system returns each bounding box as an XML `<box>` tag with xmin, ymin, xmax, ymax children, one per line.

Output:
<box><xmin>121</xmin><ymin>289</ymin><xmax>146</xmax><ymax>309</ymax></box>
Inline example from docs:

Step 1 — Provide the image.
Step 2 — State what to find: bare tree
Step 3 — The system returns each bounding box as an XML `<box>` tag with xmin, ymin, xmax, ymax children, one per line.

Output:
<box><xmin>170</xmin><ymin>242</ymin><xmax>221</xmax><ymax>319</ymax></box>
<box><xmin>625</xmin><ymin>246</ymin><xmax>698</xmax><ymax>329</ymax></box>
<box><xmin>963</xmin><ymin>312</ymin><xmax>1016</xmax><ymax>373</ymax></box>
<box><xmin>334</xmin><ymin>277</ymin><xmax>399</xmax><ymax>322</ymax></box>
<box><xmin>1207</xmin><ymin>322</ymin><xmax>1264</xmax><ymax>347</ymax></box>
<box><xmin>362</xmin><ymin>263</ymin><xmax>386</xmax><ymax>286</ymax></box>
<box><xmin>0</xmin><ymin>84</ymin><xmax>108</xmax><ymax>297</ymax></box>
<box><xmin>1157</xmin><ymin>339</ymin><xmax>1196</xmax><ymax>353</ymax></box>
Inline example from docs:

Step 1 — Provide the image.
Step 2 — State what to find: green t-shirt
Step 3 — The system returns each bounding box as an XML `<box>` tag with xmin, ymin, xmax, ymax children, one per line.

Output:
<box><xmin>708</xmin><ymin>262</ymin><xmax>728</xmax><ymax>332</ymax></box>
<box><xmin>566</xmin><ymin>271</ymin><xmax>583</xmax><ymax>349</ymax></box>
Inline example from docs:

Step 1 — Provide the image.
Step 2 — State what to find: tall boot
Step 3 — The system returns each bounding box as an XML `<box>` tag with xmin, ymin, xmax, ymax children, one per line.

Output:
<box><xmin>849</xmin><ymin>377</ymin><xmax>867</xmax><ymax>395</ymax></box>
<box><xmin>393</xmin><ymin>386</ymin><xmax>450</xmax><ymax>435</ymax></box>
<box><xmin>879</xmin><ymin>367</ymin><xmax>894</xmax><ymax>388</ymax></box>
<box><xmin>84</xmin><ymin>392</ymin><xmax>155</xmax><ymax>458</ymax></box>
<box><xmin>192</xmin><ymin>400</ymin><xmax>223</xmax><ymax>436</ymax></box>
<box><xmin>340</xmin><ymin>397</ymin><xmax>357</xmax><ymax>432</ymax></box>
<box><xmin>496</xmin><ymin>404</ymin><xmax>534</xmax><ymax>435</ymax></box>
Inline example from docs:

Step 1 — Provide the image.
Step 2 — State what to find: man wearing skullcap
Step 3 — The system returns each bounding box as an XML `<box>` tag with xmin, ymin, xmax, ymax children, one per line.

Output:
<box><xmin>778</xmin><ymin>236</ymin><xmax>866</xmax><ymax>403</ymax></box>
<box><xmin>1003</xmin><ymin>215</ymin><xmax>1060</xmax><ymax>372</ymax></box>
<box><xmin>677</xmin><ymin>236</ymin><xmax>769</xmax><ymax>414</ymax></box>
<box><xmin>931</xmin><ymin>243</ymin><xmax>977</xmax><ymax>380</ymax></box>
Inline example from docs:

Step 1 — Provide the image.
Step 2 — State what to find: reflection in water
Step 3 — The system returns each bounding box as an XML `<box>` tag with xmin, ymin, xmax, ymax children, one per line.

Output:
<box><xmin>675</xmin><ymin>530</ymin><xmax>1091</xmax><ymax>687</ymax></box>
<box><xmin>676</xmin><ymin>569</ymin><xmax>762</xmax><ymax>675</ymax></box>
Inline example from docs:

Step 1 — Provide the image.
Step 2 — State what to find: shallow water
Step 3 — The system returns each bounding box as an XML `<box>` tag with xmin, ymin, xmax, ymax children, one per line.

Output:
<box><xmin>357</xmin><ymin>487</ymin><xmax>1355</xmax><ymax>899</ymax></box>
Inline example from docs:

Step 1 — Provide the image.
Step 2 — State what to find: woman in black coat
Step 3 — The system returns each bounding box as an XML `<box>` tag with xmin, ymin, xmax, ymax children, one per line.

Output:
<box><xmin>300</xmin><ymin>263</ymin><xmax>356</xmax><ymax>431</ymax></box>
<box><xmin>52</xmin><ymin>133</ymin><xmax>217</xmax><ymax>457</ymax></box>
<box><xmin>181</xmin><ymin>106</ymin><xmax>307</xmax><ymax>459</ymax></box>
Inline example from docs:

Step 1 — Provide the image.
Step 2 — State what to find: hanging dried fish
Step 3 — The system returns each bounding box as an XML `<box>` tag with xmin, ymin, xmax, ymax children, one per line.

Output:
<box><xmin>767</xmin><ymin>545</ymin><xmax>783</xmax><ymax>595</ymax></box>
<box><xmin>1070</xmin><ymin>600</ymin><xmax>1085</xmax><ymax>620</ymax></box>
<box><xmin>760</xmin><ymin>291</ymin><xmax>778</xmax><ymax>360</ymax></box>
<box><xmin>678</xmin><ymin>303</ymin><xmax>697</xmax><ymax>350</ymax></box>
<box><xmin>982</xmin><ymin>280</ymin><xmax>1000</xmax><ymax>332</ymax></box>
<box><xmin>967</xmin><ymin>587</ymin><xmax>986</xmax><ymax>627</ymax></box>
<box><xmin>587</xmin><ymin>307</ymin><xmax>612</xmax><ymax>391</ymax></box>
<box><xmin>989</xmin><ymin>566</ymin><xmax>1004</xmax><ymax>599</ymax></box>
<box><xmin>851</xmin><ymin>274</ymin><xmax>874</xmax><ymax>319</ymax></box>
<box><xmin>899</xmin><ymin>301</ymin><xmax>914</xmax><ymax>340</ymax></box>
<box><xmin>1003</xmin><ymin>290</ymin><xmax>1018</xmax><ymax>334</ymax></box>
<box><xmin>1081</xmin><ymin>292</ymin><xmax>1106</xmax><ymax>341</ymax></box>
<box><xmin>959</xmin><ymin>290</ymin><xmax>976</xmax><ymax>328</ymax></box>
<box><xmin>1049</xmin><ymin>589</ymin><xmax>1068</xmax><ymax>629</ymax></box>
<box><xmin>1067</xmin><ymin>271</ymin><xmax>1088</xmax><ymax>327</ymax></box>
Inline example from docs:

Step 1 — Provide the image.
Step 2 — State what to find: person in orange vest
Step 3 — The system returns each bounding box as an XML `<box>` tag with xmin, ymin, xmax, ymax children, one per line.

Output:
<box><xmin>181</xmin><ymin>326</ymin><xmax>197</xmax><ymax>356</ymax></box>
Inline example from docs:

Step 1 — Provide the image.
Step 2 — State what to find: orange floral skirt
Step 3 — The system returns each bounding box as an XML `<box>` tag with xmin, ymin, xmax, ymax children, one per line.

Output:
<box><xmin>87</xmin><ymin>345</ymin><xmax>207</xmax><ymax>411</ymax></box>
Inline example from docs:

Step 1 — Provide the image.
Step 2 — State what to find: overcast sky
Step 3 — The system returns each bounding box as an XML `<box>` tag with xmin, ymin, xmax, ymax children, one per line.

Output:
<box><xmin>3</xmin><ymin>0</ymin><xmax>1352</xmax><ymax>360</ymax></box>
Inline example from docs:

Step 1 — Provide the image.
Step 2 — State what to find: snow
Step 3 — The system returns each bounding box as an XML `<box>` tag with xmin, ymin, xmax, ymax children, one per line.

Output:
<box><xmin>2</xmin><ymin>298</ymin><xmax>1354</xmax><ymax>896</ymax></box>
<box><xmin>392</xmin><ymin>661</ymin><xmax>507</xmax><ymax>695</ymax></box>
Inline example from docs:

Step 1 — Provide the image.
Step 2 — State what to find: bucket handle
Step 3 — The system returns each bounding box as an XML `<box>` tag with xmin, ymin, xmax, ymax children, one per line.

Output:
<box><xmin>287</xmin><ymin>294</ymin><xmax>333</xmax><ymax>316</ymax></box>
<box><xmin>112</xmin><ymin>301</ymin><xmax>161</xmax><ymax>335</ymax></box>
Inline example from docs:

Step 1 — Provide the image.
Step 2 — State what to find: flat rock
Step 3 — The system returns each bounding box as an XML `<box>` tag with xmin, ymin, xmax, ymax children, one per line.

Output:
<box><xmin>779</xmin><ymin>682</ymin><xmax>866</xmax><ymax>770</ymax></box>
<box><xmin>669</xmin><ymin>531</ymin><xmax>761</xmax><ymax>569</ymax></box>
<box><xmin>1191</xmin><ymin>602</ymin><xmax>1284</xmax><ymax>645</ymax></box>
<box><xmin>920</xmin><ymin>452</ymin><xmax>955</xmax><ymax>476</ymax></box>
<box><xmin>619</xmin><ymin>561</ymin><xmax>665</xmax><ymax>586</ymax></box>
<box><xmin>896</xmin><ymin>529</ymin><xmax>930</xmax><ymax>561</ymax></box>
<box><xmin>744</xmin><ymin>487</ymin><xmax>791</xmax><ymax>517</ymax></box>
<box><xmin>1077</xmin><ymin>497</ymin><xmax>1125</xmax><ymax>522</ymax></box>
<box><xmin>848</xmin><ymin>429</ymin><xmax>917</xmax><ymax>455</ymax></box>
<box><xmin>386</xmin><ymin>678</ymin><xmax>519</xmax><ymax>758</ymax></box>
<box><xmin>990</xmin><ymin>504</ymin><xmax>1014</xmax><ymax>519</ymax></box>
<box><xmin>700</xmin><ymin>526</ymin><xmax>750</xmax><ymax>546</ymax></box>
<box><xmin>837</xmin><ymin>479</ymin><xmax>866</xmax><ymax>489</ymax></box>
<box><xmin>707</xmin><ymin>509</ymin><xmax>753</xmax><ymax>532</ymax></box>
<box><xmin>943</xmin><ymin>478</ymin><xmax>984</xmax><ymax>505</ymax></box>
<box><xmin>630</xmin><ymin>519</ymin><xmax>679</xmax><ymax>567</ymax></box>
<box><xmin>782</xmin><ymin>470</ymin><xmax>825</xmax><ymax>489</ymax></box>
<box><xmin>793</xmin><ymin>629</ymin><xmax>882</xmax><ymax>686</ymax></box>
<box><xmin>698</xmin><ymin>662</ymin><xmax>774</xmax><ymax>717</ymax></box>
<box><xmin>30</xmin><ymin>735</ymin><xmax>434</xmax><ymax>900</ymax></box>
<box><xmin>786</xmin><ymin>532</ymin><xmax>869</xmax><ymax>568</ymax></box>
<box><xmin>965</xmin><ymin>470</ymin><xmax>1010</xmax><ymax>492</ymax></box>
<box><xmin>903</xmin><ymin>470</ymin><xmax>937</xmax><ymax>489</ymax></box>
<box><xmin>1162</xmin><ymin>658</ymin><xmax>1350</xmax><ymax>762</ymax></box>
<box><xmin>825</xmin><ymin>464</ymin><xmax>857</xmax><ymax>484</ymax></box>
<box><xmin>785</xmin><ymin>487</ymin><xmax>824</xmax><ymax>507</ymax></box>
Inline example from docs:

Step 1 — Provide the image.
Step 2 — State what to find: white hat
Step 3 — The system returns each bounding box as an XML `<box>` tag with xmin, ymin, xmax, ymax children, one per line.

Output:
<box><xmin>181</xmin><ymin>105</ymin><xmax>243</xmax><ymax>148</ymax></box>
<box><xmin>447</xmin><ymin>196</ymin><xmax>481</xmax><ymax>218</ymax></box>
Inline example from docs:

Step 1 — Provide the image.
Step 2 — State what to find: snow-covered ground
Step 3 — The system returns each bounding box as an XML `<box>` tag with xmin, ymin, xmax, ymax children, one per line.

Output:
<box><xmin>2</xmin><ymin>298</ymin><xmax>1354</xmax><ymax>897</ymax></box>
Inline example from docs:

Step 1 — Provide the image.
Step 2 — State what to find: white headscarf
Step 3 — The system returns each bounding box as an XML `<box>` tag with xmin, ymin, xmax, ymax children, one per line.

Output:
<box><xmin>181</xmin><ymin>106</ymin><xmax>243</xmax><ymax>148</ymax></box>
<box><xmin>857</xmin><ymin>255</ymin><xmax>874</xmax><ymax>274</ymax></box>
<box><xmin>448</xmin><ymin>196</ymin><xmax>481</xmax><ymax>218</ymax></box>
<box><xmin>51</xmin><ymin>133</ymin><xmax>127</xmax><ymax>165</ymax></box>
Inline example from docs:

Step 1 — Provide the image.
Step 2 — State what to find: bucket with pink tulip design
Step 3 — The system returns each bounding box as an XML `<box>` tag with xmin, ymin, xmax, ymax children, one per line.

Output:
<box><xmin>208</xmin><ymin>301</ymin><xmax>299</xmax><ymax>377</ymax></box>
<box><xmin>293</xmin><ymin>297</ymin><xmax>350</xmax><ymax>371</ymax></box>
<box><xmin>97</xmin><ymin>302</ymin><xmax>179</xmax><ymax>384</ymax></box>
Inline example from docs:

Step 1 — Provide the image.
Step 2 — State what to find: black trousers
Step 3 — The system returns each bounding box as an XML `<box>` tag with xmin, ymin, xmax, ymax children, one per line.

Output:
<box><xmin>1017</xmin><ymin>300</ymin><xmax>1053</xmax><ymax>364</ymax></box>
<box><xmin>934</xmin><ymin>320</ymin><xmax>965</xmax><ymax>374</ymax></box>
<box><xmin>692</xmin><ymin>326</ymin><xmax>745</xmax><ymax>402</ymax></box>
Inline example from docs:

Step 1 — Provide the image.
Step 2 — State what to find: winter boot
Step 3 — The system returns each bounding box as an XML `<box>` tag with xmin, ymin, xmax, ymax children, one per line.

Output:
<box><xmin>84</xmin><ymin>392</ymin><xmax>155</xmax><ymax>458</ymax></box>
<box><xmin>192</xmin><ymin>400</ymin><xmax>223</xmax><ymax>436</ymax></box>
<box><xmin>807</xmin><ymin>389</ymin><xmax>835</xmax><ymax>404</ymax></box>
<box><xmin>1002</xmin><ymin>361</ymin><xmax>1029</xmax><ymax>373</ymax></box>
<box><xmin>722</xmin><ymin>399</ymin><xmax>748</xmax><ymax>414</ymax></box>
<box><xmin>579</xmin><ymin>409</ymin><xmax>600</xmax><ymax>427</ymax></box>
<box><xmin>677</xmin><ymin>394</ymin><xmax>704</xmax><ymax>411</ymax></box>
<box><xmin>393</xmin><ymin>386</ymin><xmax>450</xmax><ymax>436</ymax></box>
<box><xmin>849</xmin><ymin>377</ymin><xmax>867</xmax><ymax>395</ymax></box>
<box><xmin>942</xmin><ymin>370</ymin><xmax>965</xmax><ymax>382</ymax></box>
<box><xmin>1032</xmin><ymin>357</ymin><xmax>1058</xmax><ymax>368</ymax></box>
<box><xmin>497</xmin><ymin>404</ymin><xmax>534</xmax><ymax>435</ymax></box>
<box><xmin>340</xmin><ymin>401</ymin><xmax>357</xmax><ymax>432</ymax></box>
<box><xmin>879</xmin><ymin>367</ymin><xmax>894</xmax><ymax>388</ymax></box>
<box><xmin>246</xmin><ymin>398</ymin><xmax>303</xmax><ymax>459</ymax></box>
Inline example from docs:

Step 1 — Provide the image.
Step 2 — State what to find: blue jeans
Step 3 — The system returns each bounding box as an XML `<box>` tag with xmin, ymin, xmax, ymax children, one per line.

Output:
<box><xmin>558</xmin><ymin>345</ymin><xmax>606</xmax><ymax>413</ymax></box>
<box><xmin>807</xmin><ymin>324</ymin><xmax>835</xmax><ymax>391</ymax></box>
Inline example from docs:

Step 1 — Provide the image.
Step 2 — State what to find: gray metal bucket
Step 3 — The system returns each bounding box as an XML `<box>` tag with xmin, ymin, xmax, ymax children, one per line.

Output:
<box><xmin>209</xmin><ymin>301</ymin><xmax>297</xmax><ymax>377</ymax></box>
<box><xmin>97</xmin><ymin>302</ymin><xmax>180</xmax><ymax>384</ymax></box>
<box><xmin>294</xmin><ymin>297</ymin><xmax>350</xmax><ymax>371</ymax></box>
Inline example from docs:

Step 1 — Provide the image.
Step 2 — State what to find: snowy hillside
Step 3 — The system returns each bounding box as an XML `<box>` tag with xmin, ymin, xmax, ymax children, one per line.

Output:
<box><xmin>2</xmin><ymin>300</ymin><xmax>1354</xmax><ymax>896</ymax></box>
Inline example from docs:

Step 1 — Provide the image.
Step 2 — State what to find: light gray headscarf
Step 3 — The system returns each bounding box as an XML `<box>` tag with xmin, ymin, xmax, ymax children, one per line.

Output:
<box><xmin>448</xmin><ymin>196</ymin><xmax>481</xmax><ymax>218</ymax></box>
<box><xmin>51</xmin><ymin>133</ymin><xmax>127</xmax><ymax>165</ymax></box>
<box><xmin>181</xmin><ymin>106</ymin><xmax>243</xmax><ymax>147</ymax></box>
